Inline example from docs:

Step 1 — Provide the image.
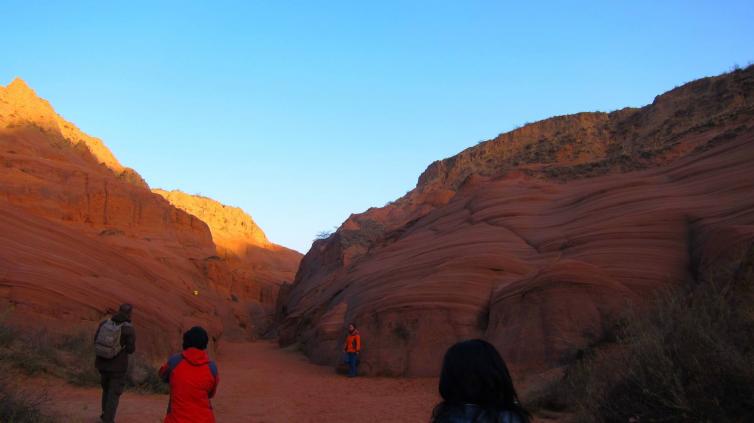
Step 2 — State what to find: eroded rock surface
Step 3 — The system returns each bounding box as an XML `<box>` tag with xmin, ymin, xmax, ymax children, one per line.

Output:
<box><xmin>0</xmin><ymin>79</ymin><xmax>299</xmax><ymax>355</ymax></box>
<box><xmin>279</xmin><ymin>66</ymin><xmax>754</xmax><ymax>379</ymax></box>
<box><xmin>154</xmin><ymin>189</ymin><xmax>302</xmax><ymax>330</ymax></box>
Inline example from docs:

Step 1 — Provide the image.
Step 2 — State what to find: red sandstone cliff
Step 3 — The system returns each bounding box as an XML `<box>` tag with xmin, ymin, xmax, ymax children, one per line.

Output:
<box><xmin>278</xmin><ymin>66</ymin><xmax>754</xmax><ymax>380</ymax></box>
<box><xmin>0</xmin><ymin>78</ymin><xmax>297</xmax><ymax>355</ymax></box>
<box><xmin>153</xmin><ymin>189</ymin><xmax>302</xmax><ymax>331</ymax></box>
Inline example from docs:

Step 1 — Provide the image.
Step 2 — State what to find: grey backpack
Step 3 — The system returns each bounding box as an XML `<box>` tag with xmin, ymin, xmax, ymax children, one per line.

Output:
<box><xmin>95</xmin><ymin>320</ymin><xmax>129</xmax><ymax>359</ymax></box>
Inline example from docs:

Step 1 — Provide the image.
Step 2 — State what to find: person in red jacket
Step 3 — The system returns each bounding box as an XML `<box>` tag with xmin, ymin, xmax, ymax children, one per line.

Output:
<box><xmin>343</xmin><ymin>322</ymin><xmax>361</xmax><ymax>377</ymax></box>
<box><xmin>159</xmin><ymin>326</ymin><xmax>219</xmax><ymax>423</ymax></box>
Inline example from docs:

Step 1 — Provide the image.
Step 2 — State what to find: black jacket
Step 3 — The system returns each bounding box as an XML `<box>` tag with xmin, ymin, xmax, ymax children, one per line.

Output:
<box><xmin>94</xmin><ymin>312</ymin><xmax>136</xmax><ymax>373</ymax></box>
<box><xmin>434</xmin><ymin>405</ymin><xmax>524</xmax><ymax>423</ymax></box>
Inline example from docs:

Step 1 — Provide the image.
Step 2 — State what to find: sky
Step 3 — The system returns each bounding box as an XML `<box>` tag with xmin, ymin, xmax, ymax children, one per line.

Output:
<box><xmin>1</xmin><ymin>1</ymin><xmax>753</xmax><ymax>253</ymax></box>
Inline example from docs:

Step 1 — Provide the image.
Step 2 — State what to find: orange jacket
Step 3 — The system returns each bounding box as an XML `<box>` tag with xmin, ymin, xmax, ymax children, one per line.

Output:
<box><xmin>344</xmin><ymin>329</ymin><xmax>361</xmax><ymax>353</ymax></box>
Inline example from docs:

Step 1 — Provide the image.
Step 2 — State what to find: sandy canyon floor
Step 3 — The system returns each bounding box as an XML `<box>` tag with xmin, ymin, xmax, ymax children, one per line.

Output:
<box><xmin>44</xmin><ymin>341</ymin><xmax>438</xmax><ymax>423</ymax></box>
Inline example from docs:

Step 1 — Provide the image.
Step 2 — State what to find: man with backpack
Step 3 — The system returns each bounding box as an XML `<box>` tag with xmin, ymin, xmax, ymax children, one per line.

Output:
<box><xmin>94</xmin><ymin>303</ymin><xmax>136</xmax><ymax>423</ymax></box>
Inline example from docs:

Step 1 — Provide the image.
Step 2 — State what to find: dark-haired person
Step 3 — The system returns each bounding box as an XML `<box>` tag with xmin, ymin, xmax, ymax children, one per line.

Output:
<box><xmin>431</xmin><ymin>339</ymin><xmax>531</xmax><ymax>423</ymax></box>
<box><xmin>159</xmin><ymin>326</ymin><xmax>219</xmax><ymax>423</ymax></box>
<box><xmin>343</xmin><ymin>323</ymin><xmax>361</xmax><ymax>377</ymax></box>
<box><xmin>94</xmin><ymin>303</ymin><xmax>136</xmax><ymax>423</ymax></box>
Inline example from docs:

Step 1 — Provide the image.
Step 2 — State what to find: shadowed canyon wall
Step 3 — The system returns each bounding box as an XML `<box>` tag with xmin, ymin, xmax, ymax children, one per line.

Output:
<box><xmin>0</xmin><ymin>78</ymin><xmax>300</xmax><ymax>356</ymax></box>
<box><xmin>278</xmin><ymin>66</ymin><xmax>754</xmax><ymax>379</ymax></box>
<box><xmin>154</xmin><ymin>189</ymin><xmax>302</xmax><ymax>332</ymax></box>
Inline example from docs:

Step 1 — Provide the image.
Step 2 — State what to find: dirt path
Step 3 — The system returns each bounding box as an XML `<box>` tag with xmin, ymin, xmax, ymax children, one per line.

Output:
<box><xmin>49</xmin><ymin>341</ymin><xmax>439</xmax><ymax>422</ymax></box>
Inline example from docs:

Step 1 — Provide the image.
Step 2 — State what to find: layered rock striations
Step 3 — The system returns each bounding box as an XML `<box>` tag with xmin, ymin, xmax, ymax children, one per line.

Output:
<box><xmin>153</xmin><ymin>189</ymin><xmax>302</xmax><ymax>329</ymax></box>
<box><xmin>0</xmin><ymin>78</ymin><xmax>298</xmax><ymax>355</ymax></box>
<box><xmin>278</xmin><ymin>66</ymin><xmax>754</xmax><ymax>379</ymax></box>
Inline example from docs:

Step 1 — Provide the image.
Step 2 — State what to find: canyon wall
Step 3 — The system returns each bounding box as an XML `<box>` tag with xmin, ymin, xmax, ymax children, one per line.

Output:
<box><xmin>0</xmin><ymin>78</ymin><xmax>299</xmax><ymax>356</ymax></box>
<box><xmin>278</xmin><ymin>66</ymin><xmax>754</xmax><ymax>380</ymax></box>
<box><xmin>154</xmin><ymin>189</ymin><xmax>302</xmax><ymax>331</ymax></box>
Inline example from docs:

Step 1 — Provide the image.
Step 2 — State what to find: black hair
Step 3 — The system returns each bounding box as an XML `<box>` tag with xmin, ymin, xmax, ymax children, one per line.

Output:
<box><xmin>118</xmin><ymin>303</ymin><xmax>133</xmax><ymax>315</ymax></box>
<box><xmin>431</xmin><ymin>339</ymin><xmax>530</xmax><ymax>423</ymax></box>
<box><xmin>182</xmin><ymin>326</ymin><xmax>209</xmax><ymax>350</ymax></box>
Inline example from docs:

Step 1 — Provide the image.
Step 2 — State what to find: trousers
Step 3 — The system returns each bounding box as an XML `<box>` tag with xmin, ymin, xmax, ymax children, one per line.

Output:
<box><xmin>99</xmin><ymin>371</ymin><xmax>126</xmax><ymax>423</ymax></box>
<box><xmin>347</xmin><ymin>352</ymin><xmax>359</xmax><ymax>377</ymax></box>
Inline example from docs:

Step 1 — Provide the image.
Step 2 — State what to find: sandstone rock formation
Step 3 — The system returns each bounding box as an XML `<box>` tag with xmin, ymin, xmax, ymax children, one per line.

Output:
<box><xmin>278</xmin><ymin>66</ymin><xmax>754</xmax><ymax>380</ymax></box>
<box><xmin>0</xmin><ymin>78</ymin><xmax>299</xmax><ymax>356</ymax></box>
<box><xmin>1</xmin><ymin>78</ymin><xmax>144</xmax><ymax>185</ymax></box>
<box><xmin>154</xmin><ymin>189</ymin><xmax>302</xmax><ymax>331</ymax></box>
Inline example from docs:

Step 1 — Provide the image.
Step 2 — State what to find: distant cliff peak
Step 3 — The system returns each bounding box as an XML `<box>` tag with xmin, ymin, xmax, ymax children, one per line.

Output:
<box><xmin>6</xmin><ymin>77</ymin><xmax>34</xmax><ymax>95</ymax></box>
<box><xmin>152</xmin><ymin>189</ymin><xmax>272</xmax><ymax>248</ymax></box>
<box><xmin>0</xmin><ymin>77</ymin><xmax>146</xmax><ymax>187</ymax></box>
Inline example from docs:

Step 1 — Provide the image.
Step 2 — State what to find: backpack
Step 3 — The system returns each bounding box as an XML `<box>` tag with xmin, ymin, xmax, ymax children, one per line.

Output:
<box><xmin>95</xmin><ymin>320</ymin><xmax>129</xmax><ymax>359</ymax></box>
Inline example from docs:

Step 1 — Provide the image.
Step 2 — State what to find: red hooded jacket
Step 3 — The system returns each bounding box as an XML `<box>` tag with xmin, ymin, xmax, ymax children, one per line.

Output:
<box><xmin>159</xmin><ymin>348</ymin><xmax>219</xmax><ymax>423</ymax></box>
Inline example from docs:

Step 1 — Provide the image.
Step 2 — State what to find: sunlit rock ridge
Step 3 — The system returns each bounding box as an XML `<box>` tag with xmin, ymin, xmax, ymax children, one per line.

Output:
<box><xmin>278</xmin><ymin>66</ymin><xmax>754</xmax><ymax>380</ymax></box>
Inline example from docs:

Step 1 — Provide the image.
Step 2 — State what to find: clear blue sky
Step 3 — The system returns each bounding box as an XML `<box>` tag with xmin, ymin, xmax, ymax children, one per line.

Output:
<box><xmin>2</xmin><ymin>1</ymin><xmax>753</xmax><ymax>253</ymax></box>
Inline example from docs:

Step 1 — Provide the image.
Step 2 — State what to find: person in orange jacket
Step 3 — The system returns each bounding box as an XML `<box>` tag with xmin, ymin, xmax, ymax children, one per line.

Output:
<box><xmin>343</xmin><ymin>322</ymin><xmax>361</xmax><ymax>377</ymax></box>
<box><xmin>159</xmin><ymin>326</ymin><xmax>219</xmax><ymax>423</ymax></box>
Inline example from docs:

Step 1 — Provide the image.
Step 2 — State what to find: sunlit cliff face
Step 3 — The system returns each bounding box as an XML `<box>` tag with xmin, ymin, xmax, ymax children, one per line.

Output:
<box><xmin>0</xmin><ymin>78</ymin><xmax>301</xmax><ymax>355</ymax></box>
